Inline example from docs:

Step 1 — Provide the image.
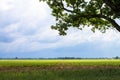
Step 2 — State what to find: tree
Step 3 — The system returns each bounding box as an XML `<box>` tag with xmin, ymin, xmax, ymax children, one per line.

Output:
<box><xmin>114</xmin><ymin>56</ymin><xmax>119</xmax><ymax>59</ymax></box>
<box><xmin>40</xmin><ymin>0</ymin><xmax>120</xmax><ymax>35</ymax></box>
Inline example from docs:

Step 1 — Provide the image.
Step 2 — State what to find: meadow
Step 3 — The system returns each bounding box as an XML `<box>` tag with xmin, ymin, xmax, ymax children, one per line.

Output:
<box><xmin>0</xmin><ymin>59</ymin><xmax>120</xmax><ymax>80</ymax></box>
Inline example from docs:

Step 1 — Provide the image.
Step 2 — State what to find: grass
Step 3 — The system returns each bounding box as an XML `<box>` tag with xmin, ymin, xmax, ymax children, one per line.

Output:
<box><xmin>0</xmin><ymin>59</ymin><xmax>120</xmax><ymax>80</ymax></box>
<box><xmin>0</xmin><ymin>68</ymin><xmax>120</xmax><ymax>80</ymax></box>
<box><xmin>1</xmin><ymin>59</ymin><xmax>120</xmax><ymax>67</ymax></box>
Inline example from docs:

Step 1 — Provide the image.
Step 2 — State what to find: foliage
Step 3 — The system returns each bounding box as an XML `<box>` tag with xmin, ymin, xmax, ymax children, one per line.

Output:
<box><xmin>40</xmin><ymin>0</ymin><xmax>120</xmax><ymax>35</ymax></box>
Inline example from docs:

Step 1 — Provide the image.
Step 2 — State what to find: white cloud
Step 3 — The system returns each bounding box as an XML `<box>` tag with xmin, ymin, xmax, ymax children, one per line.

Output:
<box><xmin>0</xmin><ymin>0</ymin><xmax>14</xmax><ymax>11</ymax></box>
<box><xmin>0</xmin><ymin>0</ymin><xmax>120</xmax><ymax>53</ymax></box>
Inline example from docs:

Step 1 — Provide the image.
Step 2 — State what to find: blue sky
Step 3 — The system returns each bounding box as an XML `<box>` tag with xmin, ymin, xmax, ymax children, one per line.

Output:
<box><xmin>0</xmin><ymin>0</ymin><xmax>120</xmax><ymax>58</ymax></box>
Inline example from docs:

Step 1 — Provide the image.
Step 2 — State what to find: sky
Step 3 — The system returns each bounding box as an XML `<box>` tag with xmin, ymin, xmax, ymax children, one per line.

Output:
<box><xmin>0</xmin><ymin>0</ymin><xmax>120</xmax><ymax>58</ymax></box>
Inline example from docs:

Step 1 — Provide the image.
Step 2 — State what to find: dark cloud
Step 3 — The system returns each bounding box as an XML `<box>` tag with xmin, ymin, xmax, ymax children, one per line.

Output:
<box><xmin>0</xmin><ymin>34</ymin><xmax>14</xmax><ymax>43</ymax></box>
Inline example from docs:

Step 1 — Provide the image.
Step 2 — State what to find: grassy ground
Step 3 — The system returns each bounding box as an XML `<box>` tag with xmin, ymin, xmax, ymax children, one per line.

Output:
<box><xmin>1</xmin><ymin>59</ymin><xmax>120</xmax><ymax>67</ymax></box>
<box><xmin>1</xmin><ymin>69</ymin><xmax>120</xmax><ymax>80</ymax></box>
<box><xmin>0</xmin><ymin>59</ymin><xmax>120</xmax><ymax>80</ymax></box>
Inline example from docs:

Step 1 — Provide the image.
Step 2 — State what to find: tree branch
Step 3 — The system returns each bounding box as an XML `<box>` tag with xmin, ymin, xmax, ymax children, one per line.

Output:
<box><xmin>101</xmin><ymin>15</ymin><xmax>120</xmax><ymax>32</ymax></box>
<box><xmin>60</xmin><ymin>0</ymin><xmax>74</xmax><ymax>13</ymax></box>
<box><xmin>103</xmin><ymin>0</ymin><xmax>120</xmax><ymax>16</ymax></box>
<box><xmin>74</xmin><ymin>13</ymin><xmax>120</xmax><ymax>32</ymax></box>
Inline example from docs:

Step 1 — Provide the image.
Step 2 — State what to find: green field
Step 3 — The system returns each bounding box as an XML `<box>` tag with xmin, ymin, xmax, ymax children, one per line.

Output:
<box><xmin>0</xmin><ymin>59</ymin><xmax>120</xmax><ymax>80</ymax></box>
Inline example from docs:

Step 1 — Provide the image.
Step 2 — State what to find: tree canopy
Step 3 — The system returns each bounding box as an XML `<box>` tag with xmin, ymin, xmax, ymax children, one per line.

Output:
<box><xmin>40</xmin><ymin>0</ymin><xmax>120</xmax><ymax>35</ymax></box>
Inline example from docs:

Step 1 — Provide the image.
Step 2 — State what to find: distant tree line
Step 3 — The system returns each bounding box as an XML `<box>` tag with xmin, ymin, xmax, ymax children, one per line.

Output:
<box><xmin>0</xmin><ymin>56</ymin><xmax>120</xmax><ymax>60</ymax></box>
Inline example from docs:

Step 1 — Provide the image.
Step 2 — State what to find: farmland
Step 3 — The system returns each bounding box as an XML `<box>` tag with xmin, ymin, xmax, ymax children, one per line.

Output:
<box><xmin>0</xmin><ymin>59</ymin><xmax>120</xmax><ymax>80</ymax></box>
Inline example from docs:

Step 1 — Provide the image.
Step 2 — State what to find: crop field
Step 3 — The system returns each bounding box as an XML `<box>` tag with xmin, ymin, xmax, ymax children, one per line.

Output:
<box><xmin>0</xmin><ymin>59</ymin><xmax>120</xmax><ymax>80</ymax></box>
